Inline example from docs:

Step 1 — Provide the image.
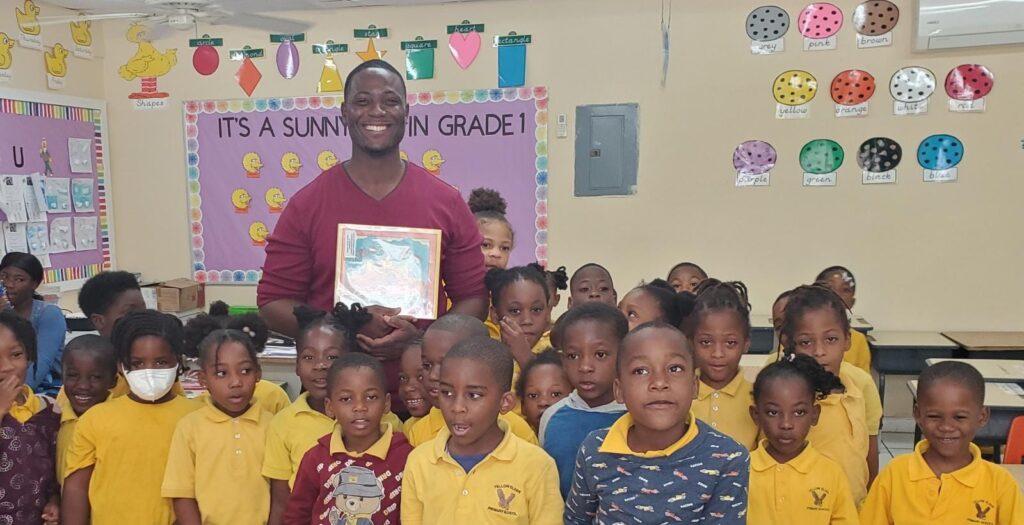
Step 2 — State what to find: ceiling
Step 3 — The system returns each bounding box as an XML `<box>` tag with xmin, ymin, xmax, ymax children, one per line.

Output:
<box><xmin>43</xmin><ymin>0</ymin><xmax>508</xmax><ymax>12</ymax></box>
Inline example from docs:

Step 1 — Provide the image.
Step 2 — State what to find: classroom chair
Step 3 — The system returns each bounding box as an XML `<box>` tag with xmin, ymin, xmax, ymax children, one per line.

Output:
<box><xmin>1004</xmin><ymin>415</ymin><xmax>1024</xmax><ymax>464</ymax></box>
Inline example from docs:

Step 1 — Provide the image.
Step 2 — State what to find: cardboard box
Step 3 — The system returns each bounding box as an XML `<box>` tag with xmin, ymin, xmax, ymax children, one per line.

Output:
<box><xmin>154</xmin><ymin>278</ymin><xmax>205</xmax><ymax>312</ymax></box>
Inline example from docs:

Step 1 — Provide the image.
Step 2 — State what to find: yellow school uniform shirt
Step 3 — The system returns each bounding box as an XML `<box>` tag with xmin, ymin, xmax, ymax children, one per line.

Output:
<box><xmin>401</xmin><ymin>419</ymin><xmax>562</xmax><ymax>525</ymax></box>
<box><xmin>749</xmin><ymin>440</ymin><xmax>859</xmax><ymax>525</ymax></box>
<box><xmin>197</xmin><ymin>379</ymin><xmax>290</xmax><ymax>415</ymax></box>
<box><xmin>404</xmin><ymin>415</ymin><xmax>422</xmax><ymax>435</ymax></box>
<box><xmin>846</xmin><ymin>329</ymin><xmax>871</xmax><ymax>374</ymax></box>
<box><xmin>692</xmin><ymin>373</ymin><xmax>759</xmax><ymax>449</ymax></box>
<box><xmin>406</xmin><ymin>406</ymin><xmax>538</xmax><ymax>447</ymax></box>
<box><xmin>262</xmin><ymin>392</ymin><xmax>402</xmax><ymax>487</ymax></box>
<box><xmin>860</xmin><ymin>441</ymin><xmax>1024</xmax><ymax>525</ymax></box>
<box><xmin>807</xmin><ymin>362</ymin><xmax>882</xmax><ymax>506</ymax></box>
<box><xmin>162</xmin><ymin>401</ymin><xmax>273</xmax><ymax>525</ymax></box>
<box><xmin>64</xmin><ymin>394</ymin><xmax>201</xmax><ymax>525</ymax></box>
<box><xmin>56</xmin><ymin>394</ymin><xmax>78</xmax><ymax>483</ymax></box>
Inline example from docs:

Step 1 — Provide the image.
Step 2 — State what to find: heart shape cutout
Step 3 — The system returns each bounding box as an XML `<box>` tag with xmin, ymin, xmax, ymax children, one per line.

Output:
<box><xmin>448</xmin><ymin>31</ymin><xmax>481</xmax><ymax>70</ymax></box>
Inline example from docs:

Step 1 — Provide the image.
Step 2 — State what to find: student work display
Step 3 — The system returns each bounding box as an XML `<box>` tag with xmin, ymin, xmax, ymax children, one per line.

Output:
<box><xmin>184</xmin><ymin>87</ymin><xmax>549</xmax><ymax>284</ymax></box>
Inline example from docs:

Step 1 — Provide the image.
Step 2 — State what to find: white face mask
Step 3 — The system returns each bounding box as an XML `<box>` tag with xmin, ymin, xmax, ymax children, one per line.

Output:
<box><xmin>123</xmin><ymin>365</ymin><xmax>178</xmax><ymax>402</ymax></box>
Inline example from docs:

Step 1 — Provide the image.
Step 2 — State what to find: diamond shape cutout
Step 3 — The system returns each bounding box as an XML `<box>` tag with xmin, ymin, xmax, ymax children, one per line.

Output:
<box><xmin>236</xmin><ymin>57</ymin><xmax>262</xmax><ymax>97</ymax></box>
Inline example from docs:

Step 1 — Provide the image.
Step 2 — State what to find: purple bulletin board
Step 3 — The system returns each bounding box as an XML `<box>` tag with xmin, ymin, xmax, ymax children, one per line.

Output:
<box><xmin>0</xmin><ymin>90</ymin><xmax>112</xmax><ymax>286</ymax></box>
<box><xmin>184</xmin><ymin>87</ymin><xmax>549</xmax><ymax>284</ymax></box>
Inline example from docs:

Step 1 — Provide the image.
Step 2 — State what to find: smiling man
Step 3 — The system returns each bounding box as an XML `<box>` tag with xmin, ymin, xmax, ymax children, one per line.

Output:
<box><xmin>257</xmin><ymin>60</ymin><xmax>488</xmax><ymax>402</ymax></box>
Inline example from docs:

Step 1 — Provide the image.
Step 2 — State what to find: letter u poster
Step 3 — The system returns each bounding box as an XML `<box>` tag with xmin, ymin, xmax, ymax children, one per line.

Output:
<box><xmin>184</xmin><ymin>87</ymin><xmax>548</xmax><ymax>284</ymax></box>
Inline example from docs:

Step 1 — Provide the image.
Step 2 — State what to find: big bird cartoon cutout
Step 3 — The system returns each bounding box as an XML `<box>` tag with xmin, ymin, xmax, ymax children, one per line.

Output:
<box><xmin>231</xmin><ymin>189</ymin><xmax>251</xmax><ymax>213</ymax></box>
<box><xmin>119</xmin><ymin>23</ymin><xmax>177</xmax><ymax>100</ymax></box>
<box><xmin>422</xmin><ymin>149</ymin><xmax>445</xmax><ymax>177</ymax></box>
<box><xmin>281</xmin><ymin>152</ymin><xmax>301</xmax><ymax>178</ymax></box>
<box><xmin>249</xmin><ymin>221</ymin><xmax>269</xmax><ymax>246</ymax></box>
<box><xmin>265</xmin><ymin>187</ymin><xmax>287</xmax><ymax>213</ymax></box>
<box><xmin>317</xmin><ymin>150</ymin><xmax>338</xmax><ymax>171</ymax></box>
<box><xmin>243</xmin><ymin>152</ymin><xmax>263</xmax><ymax>178</ymax></box>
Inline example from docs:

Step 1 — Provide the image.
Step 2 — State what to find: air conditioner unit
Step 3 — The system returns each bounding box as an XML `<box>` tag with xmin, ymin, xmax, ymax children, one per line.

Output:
<box><xmin>917</xmin><ymin>0</ymin><xmax>1024</xmax><ymax>50</ymax></box>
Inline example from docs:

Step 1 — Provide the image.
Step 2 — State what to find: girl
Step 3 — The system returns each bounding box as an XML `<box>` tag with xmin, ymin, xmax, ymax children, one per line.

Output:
<box><xmin>532</xmin><ymin>263</ymin><xmax>568</xmax><ymax>311</ymax></box>
<box><xmin>469</xmin><ymin>187</ymin><xmax>513</xmax><ymax>271</ymax></box>
<box><xmin>0</xmin><ymin>310</ymin><xmax>60</xmax><ymax>525</ymax></box>
<box><xmin>815</xmin><ymin>266</ymin><xmax>871</xmax><ymax>374</ymax></box>
<box><xmin>682</xmin><ymin>279</ymin><xmax>759</xmax><ymax>449</ymax></box>
<box><xmin>667</xmin><ymin>261</ymin><xmax>708</xmax><ymax>293</ymax></box>
<box><xmin>163</xmin><ymin>321</ymin><xmax>272</xmax><ymax>524</ymax></box>
<box><xmin>62</xmin><ymin>310</ymin><xmax>200</xmax><ymax>525</ymax></box>
<box><xmin>398</xmin><ymin>340</ymin><xmax>432</xmax><ymax>433</ymax></box>
<box><xmin>780</xmin><ymin>284</ymin><xmax>883</xmax><ymax>506</ymax></box>
<box><xmin>186</xmin><ymin>303</ymin><xmax>290</xmax><ymax>414</ymax></box>
<box><xmin>485</xmin><ymin>265</ymin><xmax>553</xmax><ymax>368</ymax></box>
<box><xmin>618</xmin><ymin>278</ymin><xmax>695</xmax><ymax>331</ymax></box>
<box><xmin>516</xmin><ymin>349</ymin><xmax>571</xmax><ymax>431</ymax></box>
<box><xmin>0</xmin><ymin>253</ymin><xmax>66</xmax><ymax>395</ymax></box>
<box><xmin>263</xmin><ymin>303</ymin><xmax>401</xmax><ymax>525</ymax></box>
<box><xmin>748</xmin><ymin>353</ymin><xmax>858</xmax><ymax>524</ymax></box>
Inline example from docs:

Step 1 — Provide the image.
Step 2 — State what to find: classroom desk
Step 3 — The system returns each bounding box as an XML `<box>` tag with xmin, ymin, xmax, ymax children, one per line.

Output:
<box><xmin>869</xmin><ymin>331</ymin><xmax>958</xmax><ymax>404</ymax></box>
<box><xmin>943</xmin><ymin>331</ymin><xmax>1024</xmax><ymax>360</ymax></box>
<box><xmin>749</xmin><ymin>314</ymin><xmax>873</xmax><ymax>354</ymax></box>
<box><xmin>926</xmin><ymin>358</ymin><xmax>1024</xmax><ymax>384</ymax></box>
<box><xmin>908</xmin><ymin>379</ymin><xmax>1024</xmax><ymax>463</ymax></box>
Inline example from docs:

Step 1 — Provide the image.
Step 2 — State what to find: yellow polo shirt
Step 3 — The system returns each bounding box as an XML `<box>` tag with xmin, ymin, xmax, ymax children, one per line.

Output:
<box><xmin>64</xmin><ymin>394</ymin><xmax>201</xmax><ymax>525</ymax></box>
<box><xmin>261</xmin><ymin>392</ymin><xmax>403</xmax><ymax>487</ymax></box>
<box><xmin>56</xmin><ymin>394</ymin><xmax>78</xmax><ymax>483</ymax></box>
<box><xmin>406</xmin><ymin>407</ymin><xmax>538</xmax><ymax>447</ymax></box>
<box><xmin>162</xmin><ymin>401</ymin><xmax>272</xmax><ymax>524</ymax></box>
<box><xmin>401</xmin><ymin>420</ymin><xmax>562</xmax><ymax>525</ymax></box>
<box><xmin>56</xmin><ymin>375</ymin><xmax>182</xmax><ymax>406</ymax></box>
<box><xmin>749</xmin><ymin>441</ymin><xmax>859</xmax><ymax>524</ymax></box>
<box><xmin>692</xmin><ymin>373</ymin><xmax>759</xmax><ymax>449</ymax></box>
<box><xmin>403</xmin><ymin>416</ymin><xmax>422</xmax><ymax>435</ymax></box>
<box><xmin>847</xmin><ymin>329</ymin><xmax>871</xmax><ymax>374</ymax></box>
<box><xmin>598</xmin><ymin>411</ymin><xmax>699</xmax><ymax>457</ymax></box>
<box><xmin>860</xmin><ymin>441</ymin><xmax>1024</xmax><ymax>525</ymax></box>
<box><xmin>197</xmin><ymin>379</ymin><xmax>291</xmax><ymax>415</ymax></box>
<box><xmin>807</xmin><ymin>362</ymin><xmax>881</xmax><ymax>506</ymax></box>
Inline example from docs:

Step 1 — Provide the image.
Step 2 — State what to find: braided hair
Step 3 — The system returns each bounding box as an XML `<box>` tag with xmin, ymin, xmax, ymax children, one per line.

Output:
<box><xmin>293</xmin><ymin>302</ymin><xmax>372</xmax><ymax>353</ymax></box>
<box><xmin>681</xmin><ymin>278</ymin><xmax>751</xmax><ymax>338</ymax></box>
<box><xmin>183</xmin><ymin>305</ymin><xmax>270</xmax><ymax>366</ymax></box>
<box><xmin>485</xmin><ymin>265</ymin><xmax>550</xmax><ymax>306</ymax></box>
<box><xmin>626</xmin><ymin>279</ymin><xmax>697</xmax><ymax>328</ymax></box>
<box><xmin>753</xmin><ymin>352</ymin><xmax>845</xmax><ymax>402</ymax></box>
<box><xmin>110</xmin><ymin>309</ymin><xmax>185</xmax><ymax>371</ymax></box>
<box><xmin>779</xmin><ymin>284</ymin><xmax>850</xmax><ymax>354</ymax></box>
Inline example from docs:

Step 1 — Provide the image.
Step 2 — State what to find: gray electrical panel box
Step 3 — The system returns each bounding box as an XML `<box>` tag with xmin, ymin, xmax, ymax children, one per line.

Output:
<box><xmin>574</xmin><ymin>103</ymin><xmax>639</xmax><ymax>197</ymax></box>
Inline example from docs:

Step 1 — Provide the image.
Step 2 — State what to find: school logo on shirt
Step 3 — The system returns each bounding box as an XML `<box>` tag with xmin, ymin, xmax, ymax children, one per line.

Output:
<box><xmin>970</xmin><ymin>499</ymin><xmax>995</xmax><ymax>524</ymax></box>
<box><xmin>488</xmin><ymin>484</ymin><xmax>522</xmax><ymax>517</ymax></box>
<box><xmin>807</xmin><ymin>487</ymin><xmax>830</xmax><ymax>511</ymax></box>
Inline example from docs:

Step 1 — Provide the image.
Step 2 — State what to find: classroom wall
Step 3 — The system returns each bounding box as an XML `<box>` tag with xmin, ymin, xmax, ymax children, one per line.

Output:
<box><xmin>27</xmin><ymin>0</ymin><xmax>1024</xmax><ymax>330</ymax></box>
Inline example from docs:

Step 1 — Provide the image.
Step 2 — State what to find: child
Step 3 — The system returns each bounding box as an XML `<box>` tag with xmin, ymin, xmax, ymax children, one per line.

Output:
<box><xmin>398</xmin><ymin>340</ymin><xmax>432</xmax><ymax>433</ymax></box>
<box><xmin>568</xmin><ymin>263</ymin><xmax>617</xmax><ymax>308</ymax></box>
<box><xmin>468</xmin><ymin>187</ymin><xmax>513</xmax><ymax>271</ymax></box>
<box><xmin>57</xmin><ymin>335</ymin><xmax>117</xmax><ymax>484</ymax></box>
<box><xmin>286</xmin><ymin>352</ymin><xmax>413</xmax><ymax>525</ymax></box>
<box><xmin>682</xmin><ymin>279</ymin><xmax>759</xmax><ymax>449</ymax></box>
<box><xmin>408</xmin><ymin>313</ymin><xmax>537</xmax><ymax>446</ymax></box>
<box><xmin>781</xmin><ymin>284</ymin><xmax>882</xmax><ymax>506</ymax></box>
<box><xmin>162</xmin><ymin>322</ymin><xmax>273</xmax><ymax>524</ymax></box>
<box><xmin>564</xmin><ymin>322</ymin><xmax>749</xmax><ymax>524</ymax></box>
<box><xmin>77</xmin><ymin>270</ymin><xmax>146</xmax><ymax>339</ymax></box>
<box><xmin>748</xmin><ymin>353</ymin><xmax>858</xmax><ymax>524</ymax></box>
<box><xmin>816</xmin><ymin>266</ymin><xmax>871</xmax><ymax>374</ymax></box>
<box><xmin>861</xmin><ymin>361</ymin><xmax>1023</xmax><ymax>524</ymax></box>
<box><xmin>1</xmin><ymin>252</ymin><xmax>66</xmax><ymax>395</ymax></box>
<box><xmin>771</xmin><ymin>289</ymin><xmax>793</xmax><ymax>354</ymax></box>
<box><xmin>540</xmin><ymin>302</ymin><xmax>628</xmax><ymax>497</ymax></box>
<box><xmin>618</xmin><ymin>278</ymin><xmax>695</xmax><ymax>331</ymax></box>
<box><xmin>401</xmin><ymin>337</ymin><xmax>562</xmax><ymax>524</ymax></box>
<box><xmin>537</xmin><ymin>264</ymin><xmax>568</xmax><ymax>311</ymax></box>
<box><xmin>263</xmin><ymin>303</ymin><xmax>401</xmax><ymax>525</ymax></box>
<box><xmin>516</xmin><ymin>349</ymin><xmax>571</xmax><ymax>431</ymax></box>
<box><xmin>486</xmin><ymin>265</ymin><xmax>553</xmax><ymax>367</ymax></box>
<box><xmin>185</xmin><ymin>305</ymin><xmax>290</xmax><ymax>414</ymax></box>
<box><xmin>0</xmin><ymin>310</ymin><xmax>60</xmax><ymax>525</ymax></box>
<box><xmin>667</xmin><ymin>261</ymin><xmax>708</xmax><ymax>293</ymax></box>
<box><xmin>62</xmin><ymin>310</ymin><xmax>201</xmax><ymax>525</ymax></box>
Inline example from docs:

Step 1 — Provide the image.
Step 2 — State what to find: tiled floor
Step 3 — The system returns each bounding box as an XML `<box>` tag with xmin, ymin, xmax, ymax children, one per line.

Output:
<box><xmin>879</xmin><ymin>431</ymin><xmax>915</xmax><ymax>470</ymax></box>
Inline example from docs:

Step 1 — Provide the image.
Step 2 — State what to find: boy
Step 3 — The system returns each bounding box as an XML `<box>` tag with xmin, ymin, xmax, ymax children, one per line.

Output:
<box><xmin>564</xmin><ymin>322</ymin><xmax>749</xmax><ymax>525</ymax></box>
<box><xmin>57</xmin><ymin>335</ymin><xmax>118</xmax><ymax>483</ymax></box>
<box><xmin>407</xmin><ymin>313</ymin><xmax>536</xmax><ymax>446</ymax></box>
<box><xmin>77</xmin><ymin>271</ymin><xmax>147</xmax><ymax>338</ymax></box>
<box><xmin>285</xmin><ymin>353</ymin><xmax>412</xmax><ymax>525</ymax></box>
<box><xmin>567</xmin><ymin>263</ymin><xmax>617</xmax><ymax>308</ymax></box>
<box><xmin>401</xmin><ymin>337</ymin><xmax>562</xmax><ymax>524</ymax></box>
<box><xmin>398</xmin><ymin>340</ymin><xmax>432</xmax><ymax>433</ymax></box>
<box><xmin>539</xmin><ymin>302</ymin><xmax>628</xmax><ymax>497</ymax></box>
<box><xmin>860</xmin><ymin>362</ymin><xmax>1023</xmax><ymax>524</ymax></box>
